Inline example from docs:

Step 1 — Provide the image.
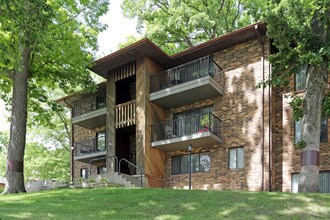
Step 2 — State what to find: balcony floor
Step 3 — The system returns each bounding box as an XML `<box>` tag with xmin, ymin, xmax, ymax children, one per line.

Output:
<box><xmin>74</xmin><ymin>151</ymin><xmax>106</xmax><ymax>162</ymax></box>
<box><xmin>72</xmin><ymin>107</ymin><xmax>106</xmax><ymax>129</ymax></box>
<box><xmin>151</xmin><ymin>131</ymin><xmax>223</xmax><ymax>152</ymax></box>
<box><xmin>150</xmin><ymin>75</ymin><xmax>223</xmax><ymax>109</ymax></box>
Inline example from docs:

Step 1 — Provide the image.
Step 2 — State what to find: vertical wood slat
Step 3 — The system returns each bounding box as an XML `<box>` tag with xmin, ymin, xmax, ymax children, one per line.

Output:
<box><xmin>114</xmin><ymin>61</ymin><xmax>136</xmax><ymax>82</ymax></box>
<box><xmin>114</xmin><ymin>100</ymin><xmax>136</xmax><ymax>129</ymax></box>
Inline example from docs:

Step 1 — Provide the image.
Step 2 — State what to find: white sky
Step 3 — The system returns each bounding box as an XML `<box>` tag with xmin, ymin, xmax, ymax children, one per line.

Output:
<box><xmin>97</xmin><ymin>0</ymin><xmax>142</xmax><ymax>56</ymax></box>
<box><xmin>0</xmin><ymin>0</ymin><xmax>142</xmax><ymax>132</ymax></box>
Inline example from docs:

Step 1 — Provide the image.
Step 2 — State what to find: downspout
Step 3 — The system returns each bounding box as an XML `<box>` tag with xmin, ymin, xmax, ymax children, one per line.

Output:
<box><xmin>255</xmin><ymin>25</ymin><xmax>265</xmax><ymax>191</ymax></box>
<box><xmin>64</xmin><ymin>99</ymin><xmax>75</xmax><ymax>182</ymax></box>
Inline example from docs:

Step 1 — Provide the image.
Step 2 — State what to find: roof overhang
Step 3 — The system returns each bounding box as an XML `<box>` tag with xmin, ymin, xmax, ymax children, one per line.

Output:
<box><xmin>92</xmin><ymin>22</ymin><xmax>267</xmax><ymax>78</ymax></box>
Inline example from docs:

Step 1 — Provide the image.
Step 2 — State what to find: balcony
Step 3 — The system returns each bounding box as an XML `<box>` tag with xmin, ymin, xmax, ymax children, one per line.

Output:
<box><xmin>115</xmin><ymin>100</ymin><xmax>136</xmax><ymax>129</ymax></box>
<box><xmin>72</xmin><ymin>93</ymin><xmax>106</xmax><ymax>129</ymax></box>
<box><xmin>74</xmin><ymin>136</ymin><xmax>106</xmax><ymax>162</ymax></box>
<box><xmin>150</xmin><ymin>56</ymin><xmax>223</xmax><ymax>109</ymax></box>
<box><xmin>151</xmin><ymin>112</ymin><xmax>223</xmax><ymax>152</ymax></box>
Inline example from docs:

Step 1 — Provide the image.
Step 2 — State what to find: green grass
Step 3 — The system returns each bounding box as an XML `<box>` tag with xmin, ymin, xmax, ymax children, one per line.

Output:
<box><xmin>0</xmin><ymin>188</ymin><xmax>330</xmax><ymax>219</ymax></box>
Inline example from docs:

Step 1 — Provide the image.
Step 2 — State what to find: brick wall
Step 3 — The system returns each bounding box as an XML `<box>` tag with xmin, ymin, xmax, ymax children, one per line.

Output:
<box><xmin>164</xmin><ymin>38</ymin><xmax>271</xmax><ymax>191</ymax></box>
<box><xmin>73</xmin><ymin>125</ymin><xmax>106</xmax><ymax>179</ymax></box>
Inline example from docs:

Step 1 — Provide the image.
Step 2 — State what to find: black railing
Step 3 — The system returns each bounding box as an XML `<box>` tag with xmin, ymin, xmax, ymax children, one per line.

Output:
<box><xmin>150</xmin><ymin>56</ymin><xmax>221</xmax><ymax>93</ymax></box>
<box><xmin>151</xmin><ymin>112</ymin><xmax>222</xmax><ymax>142</ymax></box>
<box><xmin>75</xmin><ymin>137</ymin><xmax>106</xmax><ymax>156</ymax></box>
<box><xmin>72</xmin><ymin>93</ymin><xmax>106</xmax><ymax>117</ymax></box>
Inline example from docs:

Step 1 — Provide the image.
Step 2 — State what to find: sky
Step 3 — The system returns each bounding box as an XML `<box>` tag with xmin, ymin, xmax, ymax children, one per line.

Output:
<box><xmin>0</xmin><ymin>0</ymin><xmax>142</xmax><ymax>132</ymax></box>
<box><xmin>97</xmin><ymin>0</ymin><xmax>142</xmax><ymax>56</ymax></box>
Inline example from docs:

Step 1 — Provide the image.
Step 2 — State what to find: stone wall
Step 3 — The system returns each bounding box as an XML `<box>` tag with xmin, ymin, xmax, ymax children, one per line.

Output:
<box><xmin>164</xmin><ymin>38</ymin><xmax>271</xmax><ymax>191</ymax></box>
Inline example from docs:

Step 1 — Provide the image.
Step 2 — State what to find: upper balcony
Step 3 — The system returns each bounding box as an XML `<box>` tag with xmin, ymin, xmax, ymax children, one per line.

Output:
<box><xmin>72</xmin><ymin>93</ymin><xmax>106</xmax><ymax>129</ymax></box>
<box><xmin>151</xmin><ymin>112</ymin><xmax>223</xmax><ymax>152</ymax></box>
<box><xmin>150</xmin><ymin>56</ymin><xmax>223</xmax><ymax>109</ymax></box>
<box><xmin>74</xmin><ymin>134</ymin><xmax>106</xmax><ymax>162</ymax></box>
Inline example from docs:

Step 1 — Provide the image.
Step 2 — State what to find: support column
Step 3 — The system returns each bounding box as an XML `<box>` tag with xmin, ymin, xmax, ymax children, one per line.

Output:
<box><xmin>106</xmin><ymin>72</ymin><xmax>116</xmax><ymax>172</ymax></box>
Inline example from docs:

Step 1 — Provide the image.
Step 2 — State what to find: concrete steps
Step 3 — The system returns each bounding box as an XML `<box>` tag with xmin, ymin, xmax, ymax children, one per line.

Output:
<box><xmin>89</xmin><ymin>172</ymin><xmax>143</xmax><ymax>188</ymax></box>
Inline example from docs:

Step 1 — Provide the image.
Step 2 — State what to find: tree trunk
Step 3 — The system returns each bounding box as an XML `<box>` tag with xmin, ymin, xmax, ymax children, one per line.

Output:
<box><xmin>298</xmin><ymin>65</ymin><xmax>327</xmax><ymax>193</ymax></box>
<box><xmin>2</xmin><ymin>47</ymin><xmax>31</xmax><ymax>194</ymax></box>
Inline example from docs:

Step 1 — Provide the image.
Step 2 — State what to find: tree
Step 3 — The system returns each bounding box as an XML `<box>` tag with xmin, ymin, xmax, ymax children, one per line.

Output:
<box><xmin>0</xmin><ymin>0</ymin><xmax>109</xmax><ymax>194</ymax></box>
<box><xmin>24</xmin><ymin>142</ymin><xmax>70</xmax><ymax>181</ymax></box>
<box><xmin>265</xmin><ymin>0</ymin><xmax>330</xmax><ymax>192</ymax></box>
<box><xmin>121</xmin><ymin>0</ymin><xmax>265</xmax><ymax>54</ymax></box>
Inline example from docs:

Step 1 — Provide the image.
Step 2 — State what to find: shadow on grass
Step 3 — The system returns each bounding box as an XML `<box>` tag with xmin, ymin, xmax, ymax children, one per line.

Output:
<box><xmin>1</xmin><ymin>188</ymin><xmax>330</xmax><ymax>219</ymax></box>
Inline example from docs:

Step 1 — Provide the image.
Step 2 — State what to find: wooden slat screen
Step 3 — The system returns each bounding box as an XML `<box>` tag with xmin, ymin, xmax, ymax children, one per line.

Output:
<box><xmin>114</xmin><ymin>61</ymin><xmax>136</xmax><ymax>82</ymax></box>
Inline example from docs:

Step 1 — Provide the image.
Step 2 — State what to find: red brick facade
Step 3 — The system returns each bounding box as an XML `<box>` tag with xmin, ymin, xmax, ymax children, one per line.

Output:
<box><xmin>65</xmin><ymin>23</ymin><xmax>330</xmax><ymax>192</ymax></box>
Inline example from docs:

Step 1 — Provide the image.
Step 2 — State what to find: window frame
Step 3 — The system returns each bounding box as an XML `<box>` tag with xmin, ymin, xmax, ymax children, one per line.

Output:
<box><xmin>96</xmin><ymin>131</ymin><xmax>106</xmax><ymax>151</ymax></box>
<box><xmin>80</xmin><ymin>168</ymin><xmax>88</xmax><ymax>179</ymax></box>
<box><xmin>292</xmin><ymin>170</ymin><xmax>330</xmax><ymax>193</ymax></box>
<box><xmin>295</xmin><ymin>64</ymin><xmax>307</xmax><ymax>91</ymax></box>
<box><xmin>97</xmin><ymin>166</ymin><xmax>107</xmax><ymax>174</ymax></box>
<box><xmin>228</xmin><ymin>147</ymin><xmax>244</xmax><ymax>170</ymax></box>
<box><xmin>171</xmin><ymin>152</ymin><xmax>211</xmax><ymax>175</ymax></box>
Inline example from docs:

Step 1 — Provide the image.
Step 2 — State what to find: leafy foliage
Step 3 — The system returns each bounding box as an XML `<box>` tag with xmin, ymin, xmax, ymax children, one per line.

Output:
<box><xmin>288</xmin><ymin>95</ymin><xmax>304</xmax><ymax>121</ymax></box>
<box><xmin>265</xmin><ymin>0</ymin><xmax>330</xmax><ymax>86</ymax></box>
<box><xmin>24</xmin><ymin>142</ymin><xmax>70</xmax><ymax>181</ymax></box>
<box><xmin>121</xmin><ymin>0</ymin><xmax>265</xmax><ymax>54</ymax></box>
<box><xmin>0</xmin><ymin>0</ymin><xmax>109</xmax><ymax>126</ymax></box>
<box><xmin>0</xmin><ymin>128</ymin><xmax>70</xmax><ymax>180</ymax></box>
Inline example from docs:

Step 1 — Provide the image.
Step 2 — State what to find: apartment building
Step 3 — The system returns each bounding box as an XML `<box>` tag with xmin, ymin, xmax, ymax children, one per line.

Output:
<box><xmin>57</xmin><ymin>22</ymin><xmax>330</xmax><ymax>192</ymax></box>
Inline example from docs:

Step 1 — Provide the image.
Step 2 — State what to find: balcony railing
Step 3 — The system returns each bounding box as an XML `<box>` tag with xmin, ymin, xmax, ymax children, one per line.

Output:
<box><xmin>115</xmin><ymin>100</ymin><xmax>136</xmax><ymax>129</ymax></box>
<box><xmin>75</xmin><ymin>137</ymin><xmax>106</xmax><ymax>156</ymax></box>
<box><xmin>150</xmin><ymin>55</ymin><xmax>221</xmax><ymax>93</ymax></box>
<box><xmin>151</xmin><ymin>112</ymin><xmax>222</xmax><ymax>142</ymax></box>
<box><xmin>73</xmin><ymin>93</ymin><xmax>106</xmax><ymax>118</ymax></box>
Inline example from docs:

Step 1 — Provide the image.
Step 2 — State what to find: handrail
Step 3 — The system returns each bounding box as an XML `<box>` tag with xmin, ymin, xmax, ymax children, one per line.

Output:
<box><xmin>151</xmin><ymin>111</ymin><xmax>222</xmax><ymax>142</ymax></box>
<box><xmin>210</xmin><ymin>112</ymin><xmax>222</xmax><ymax>122</ymax></box>
<box><xmin>88</xmin><ymin>155</ymin><xmax>119</xmax><ymax>175</ymax></box>
<box><xmin>150</xmin><ymin>55</ymin><xmax>222</xmax><ymax>93</ymax></box>
<box><xmin>118</xmin><ymin>158</ymin><xmax>143</xmax><ymax>187</ymax></box>
<box><xmin>115</xmin><ymin>100</ymin><xmax>136</xmax><ymax>129</ymax></box>
<box><xmin>89</xmin><ymin>157</ymin><xmax>106</xmax><ymax>175</ymax></box>
<box><xmin>75</xmin><ymin>137</ymin><xmax>106</xmax><ymax>156</ymax></box>
<box><xmin>72</xmin><ymin>92</ymin><xmax>106</xmax><ymax>117</ymax></box>
<box><xmin>115</xmin><ymin>99</ymin><xmax>136</xmax><ymax>108</ymax></box>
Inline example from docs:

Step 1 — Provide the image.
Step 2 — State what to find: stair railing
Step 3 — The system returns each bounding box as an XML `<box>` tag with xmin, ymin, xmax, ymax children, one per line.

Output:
<box><xmin>118</xmin><ymin>158</ymin><xmax>143</xmax><ymax>187</ymax></box>
<box><xmin>89</xmin><ymin>157</ymin><xmax>106</xmax><ymax>175</ymax></box>
<box><xmin>88</xmin><ymin>155</ymin><xmax>119</xmax><ymax>175</ymax></box>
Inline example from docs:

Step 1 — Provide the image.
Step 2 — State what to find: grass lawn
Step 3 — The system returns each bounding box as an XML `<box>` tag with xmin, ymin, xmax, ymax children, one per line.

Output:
<box><xmin>0</xmin><ymin>187</ymin><xmax>330</xmax><ymax>219</ymax></box>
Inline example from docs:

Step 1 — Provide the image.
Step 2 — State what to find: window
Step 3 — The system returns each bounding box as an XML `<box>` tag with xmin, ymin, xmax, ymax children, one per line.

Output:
<box><xmin>171</xmin><ymin>153</ymin><xmax>210</xmax><ymax>175</ymax></box>
<box><xmin>96</xmin><ymin>94</ymin><xmax>106</xmax><ymax>109</ymax></box>
<box><xmin>173</xmin><ymin>106</ymin><xmax>213</xmax><ymax>136</ymax></box>
<box><xmin>80</xmin><ymin>168</ymin><xmax>88</xmax><ymax>179</ymax></box>
<box><xmin>97</xmin><ymin>132</ymin><xmax>106</xmax><ymax>151</ymax></box>
<box><xmin>97</xmin><ymin>166</ymin><xmax>107</xmax><ymax>174</ymax></box>
<box><xmin>295</xmin><ymin>118</ymin><xmax>328</xmax><ymax>143</ymax></box>
<box><xmin>292</xmin><ymin>171</ymin><xmax>330</xmax><ymax>193</ymax></box>
<box><xmin>229</xmin><ymin>147</ymin><xmax>244</xmax><ymax>169</ymax></box>
<box><xmin>295</xmin><ymin>64</ymin><xmax>307</xmax><ymax>91</ymax></box>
